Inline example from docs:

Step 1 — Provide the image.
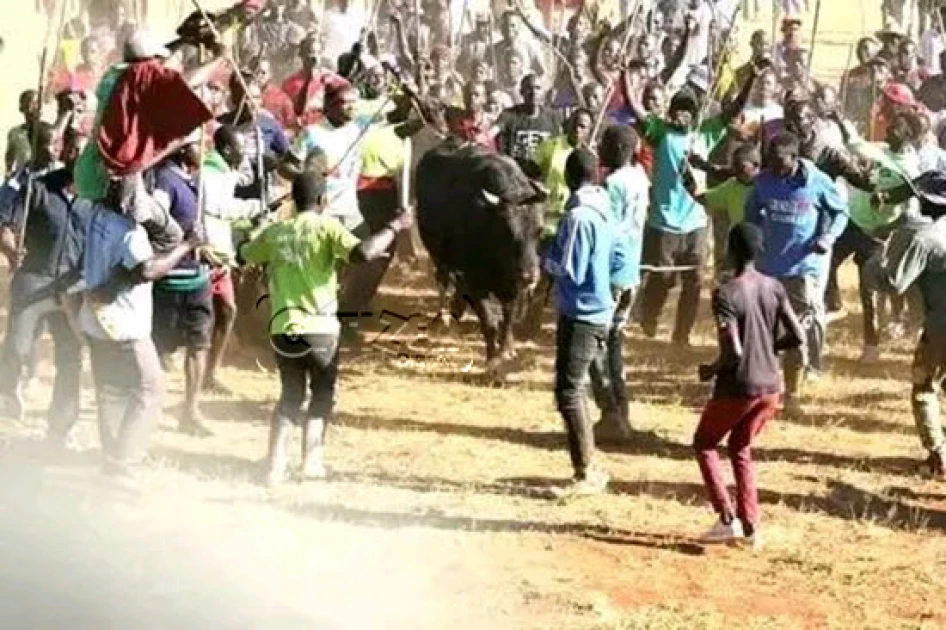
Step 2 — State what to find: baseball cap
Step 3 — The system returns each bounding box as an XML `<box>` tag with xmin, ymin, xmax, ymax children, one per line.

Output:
<box><xmin>123</xmin><ymin>29</ymin><xmax>171</xmax><ymax>61</ymax></box>
<box><xmin>686</xmin><ymin>65</ymin><xmax>711</xmax><ymax>93</ymax></box>
<box><xmin>883</xmin><ymin>82</ymin><xmax>915</xmax><ymax>106</ymax></box>
<box><xmin>323</xmin><ymin>76</ymin><xmax>354</xmax><ymax>104</ymax></box>
<box><xmin>911</xmin><ymin>171</ymin><xmax>946</xmax><ymax>212</ymax></box>
<box><xmin>876</xmin><ymin>28</ymin><xmax>905</xmax><ymax>43</ymax></box>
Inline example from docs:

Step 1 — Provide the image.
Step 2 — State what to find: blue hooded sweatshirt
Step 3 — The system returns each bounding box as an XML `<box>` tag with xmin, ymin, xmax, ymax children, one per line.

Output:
<box><xmin>745</xmin><ymin>158</ymin><xmax>848</xmax><ymax>279</ymax></box>
<box><xmin>544</xmin><ymin>185</ymin><xmax>623</xmax><ymax>326</ymax></box>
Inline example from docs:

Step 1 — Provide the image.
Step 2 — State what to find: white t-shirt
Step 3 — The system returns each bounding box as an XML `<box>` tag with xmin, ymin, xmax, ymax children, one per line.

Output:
<box><xmin>920</xmin><ymin>28</ymin><xmax>944</xmax><ymax>76</ymax></box>
<box><xmin>685</xmin><ymin>1</ymin><xmax>715</xmax><ymax>68</ymax></box>
<box><xmin>742</xmin><ymin>103</ymin><xmax>784</xmax><ymax>128</ymax></box>
<box><xmin>322</xmin><ymin>8</ymin><xmax>367</xmax><ymax>70</ymax></box>
<box><xmin>606</xmin><ymin>163</ymin><xmax>650</xmax><ymax>287</ymax></box>
<box><xmin>294</xmin><ymin>119</ymin><xmax>371</xmax><ymax>231</ymax></box>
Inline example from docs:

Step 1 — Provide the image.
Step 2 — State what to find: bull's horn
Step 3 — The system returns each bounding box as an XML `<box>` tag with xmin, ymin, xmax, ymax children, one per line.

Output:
<box><xmin>481</xmin><ymin>189</ymin><xmax>502</xmax><ymax>206</ymax></box>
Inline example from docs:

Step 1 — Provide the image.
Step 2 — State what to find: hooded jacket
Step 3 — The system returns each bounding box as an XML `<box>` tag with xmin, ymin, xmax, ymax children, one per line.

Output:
<box><xmin>544</xmin><ymin>184</ymin><xmax>624</xmax><ymax>325</ymax></box>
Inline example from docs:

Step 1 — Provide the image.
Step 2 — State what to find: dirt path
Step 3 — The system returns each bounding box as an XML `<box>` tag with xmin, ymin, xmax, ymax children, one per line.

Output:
<box><xmin>2</xmin><ymin>2</ymin><xmax>944</xmax><ymax>629</ymax></box>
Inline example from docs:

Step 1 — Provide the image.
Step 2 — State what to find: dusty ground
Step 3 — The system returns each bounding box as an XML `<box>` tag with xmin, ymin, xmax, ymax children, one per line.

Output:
<box><xmin>3</xmin><ymin>1</ymin><xmax>946</xmax><ymax>629</ymax></box>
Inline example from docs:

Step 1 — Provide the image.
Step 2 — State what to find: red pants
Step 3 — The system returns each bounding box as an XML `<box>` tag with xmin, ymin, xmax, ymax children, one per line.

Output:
<box><xmin>693</xmin><ymin>394</ymin><xmax>780</xmax><ymax>527</ymax></box>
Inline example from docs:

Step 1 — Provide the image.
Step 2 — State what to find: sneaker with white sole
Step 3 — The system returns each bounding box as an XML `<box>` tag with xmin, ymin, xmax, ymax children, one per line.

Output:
<box><xmin>826</xmin><ymin>308</ymin><xmax>848</xmax><ymax>324</ymax></box>
<box><xmin>555</xmin><ymin>467</ymin><xmax>610</xmax><ymax>500</ymax></box>
<box><xmin>701</xmin><ymin>517</ymin><xmax>745</xmax><ymax>543</ymax></box>
<box><xmin>744</xmin><ymin>531</ymin><xmax>763</xmax><ymax>551</ymax></box>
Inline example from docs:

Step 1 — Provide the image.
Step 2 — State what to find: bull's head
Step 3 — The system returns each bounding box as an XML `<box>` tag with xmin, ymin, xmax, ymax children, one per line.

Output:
<box><xmin>480</xmin><ymin>180</ymin><xmax>548</xmax><ymax>294</ymax></box>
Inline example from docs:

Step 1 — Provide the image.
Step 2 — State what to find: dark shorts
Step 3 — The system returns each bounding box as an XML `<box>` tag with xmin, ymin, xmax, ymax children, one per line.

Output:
<box><xmin>641</xmin><ymin>226</ymin><xmax>708</xmax><ymax>270</ymax></box>
<box><xmin>153</xmin><ymin>284</ymin><xmax>214</xmax><ymax>353</ymax></box>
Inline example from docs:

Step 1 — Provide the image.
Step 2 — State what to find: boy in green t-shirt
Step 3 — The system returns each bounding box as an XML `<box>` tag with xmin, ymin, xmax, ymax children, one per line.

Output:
<box><xmin>698</xmin><ymin>144</ymin><xmax>761</xmax><ymax>281</ymax></box>
<box><xmin>239</xmin><ymin>170</ymin><xmax>412</xmax><ymax>485</ymax></box>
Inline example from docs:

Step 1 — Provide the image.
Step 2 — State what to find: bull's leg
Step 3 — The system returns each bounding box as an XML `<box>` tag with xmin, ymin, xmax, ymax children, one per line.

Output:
<box><xmin>498</xmin><ymin>300</ymin><xmax>517</xmax><ymax>362</ymax></box>
<box><xmin>433</xmin><ymin>267</ymin><xmax>453</xmax><ymax>330</ymax></box>
<box><xmin>468</xmin><ymin>294</ymin><xmax>499</xmax><ymax>364</ymax></box>
<box><xmin>449</xmin><ymin>291</ymin><xmax>469</xmax><ymax>323</ymax></box>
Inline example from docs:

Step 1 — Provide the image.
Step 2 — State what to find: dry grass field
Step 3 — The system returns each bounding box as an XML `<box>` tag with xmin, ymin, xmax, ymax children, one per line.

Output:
<box><xmin>3</xmin><ymin>1</ymin><xmax>946</xmax><ymax>629</ymax></box>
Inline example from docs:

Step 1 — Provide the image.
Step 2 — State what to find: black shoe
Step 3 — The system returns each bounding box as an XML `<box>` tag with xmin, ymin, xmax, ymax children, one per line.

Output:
<box><xmin>925</xmin><ymin>450</ymin><xmax>946</xmax><ymax>479</ymax></box>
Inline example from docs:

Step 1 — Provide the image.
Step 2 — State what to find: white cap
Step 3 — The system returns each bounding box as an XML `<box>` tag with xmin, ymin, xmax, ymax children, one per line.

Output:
<box><xmin>361</xmin><ymin>53</ymin><xmax>381</xmax><ymax>72</ymax></box>
<box><xmin>687</xmin><ymin>65</ymin><xmax>711</xmax><ymax>93</ymax></box>
<box><xmin>123</xmin><ymin>29</ymin><xmax>171</xmax><ymax>62</ymax></box>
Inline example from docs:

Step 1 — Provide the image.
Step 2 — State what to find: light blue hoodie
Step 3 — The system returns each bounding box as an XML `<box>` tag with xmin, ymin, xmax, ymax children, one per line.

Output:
<box><xmin>606</xmin><ymin>164</ymin><xmax>650</xmax><ymax>289</ymax></box>
<box><xmin>543</xmin><ymin>184</ymin><xmax>624</xmax><ymax>325</ymax></box>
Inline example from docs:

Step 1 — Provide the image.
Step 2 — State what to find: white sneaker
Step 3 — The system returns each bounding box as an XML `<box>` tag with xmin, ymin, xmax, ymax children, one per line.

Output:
<box><xmin>826</xmin><ymin>308</ymin><xmax>848</xmax><ymax>323</ymax></box>
<box><xmin>859</xmin><ymin>345</ymin><xmax>881</xmax><ymax>364</ymax></box>
<box><xmin>701</xmin><ymin>517</ymin><xmax>745</xmax><ymax>543</ymax></box>
<box><xmin>301</xmin><ymin>446</ymin><xmax>328</xmax><ymax>480</ymax></box>
<box><xmin>744</xmin><ymin>531</ymin><xmax>763</xmax><ymax>552</ymax></box>
<box><xmin>555</xmin><ymin>467</ymin><xmax>610</xmax><ymax>500</ymax></box>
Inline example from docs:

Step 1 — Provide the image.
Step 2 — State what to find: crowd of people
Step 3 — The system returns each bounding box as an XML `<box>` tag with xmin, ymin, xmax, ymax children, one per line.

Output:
<box><xmin>1</xmin><ymin>0</ymin><xmax>946</xmax><ymax>549</ymax></box>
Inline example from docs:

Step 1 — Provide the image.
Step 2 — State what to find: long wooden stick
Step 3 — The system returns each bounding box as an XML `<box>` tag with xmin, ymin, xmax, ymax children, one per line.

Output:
<box><xmin>589</xmin><ymin>0</ymin><xmax>641</xmax><ymax>143</ymax></box>
<box><xmin>770</xmin><ymin>0</ymin><xmax>779</xmax><ymax>60</ymax></box>
<box><xmin>807</xmin><ymin>0</ymin><xmax>822</xmax><ymax>74</ymax></box>
<box><xmin>694</xmin><ymin>3</ymin><xmax>741</xmax><ymax>133</ymax></box>
<box><xmin>838</xmin><ymin>42</ymin><xmax>854</xmax><ymax>118</ymax></box>
<box><xmin>195</xmin><ymin>44</ymin><xmax>208</xmax><ymax>229</ymax></box>
<box><xmin>17</xmin><ymin>0</ymin><xmax>68</xmax><ymax>259</ymax></box>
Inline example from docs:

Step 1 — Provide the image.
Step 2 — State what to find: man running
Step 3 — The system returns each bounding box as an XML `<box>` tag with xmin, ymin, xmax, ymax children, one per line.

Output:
<box><xmin>745</xmin><ymin>132</ymin><xmax>848</xmax><ymax>415</ymax></box>
<box><xmin>695</xmin><ymin>223</ymin><xmax>805</xmax><ymax>548</ymax></box>
<box><xmin>868</xmin><ymin>171</ymin><xmax>946</xmax><ymax>477</ymax></box>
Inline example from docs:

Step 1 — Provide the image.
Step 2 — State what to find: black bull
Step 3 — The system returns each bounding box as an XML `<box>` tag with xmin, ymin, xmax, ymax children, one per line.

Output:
<box><xmin>415</xmin><ymin>141</ymin><xmax>548</xmax><ymax>368</ymax></box>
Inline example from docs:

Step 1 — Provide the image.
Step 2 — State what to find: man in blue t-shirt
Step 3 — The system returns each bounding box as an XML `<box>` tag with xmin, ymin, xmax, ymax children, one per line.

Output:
<box><xmin>745</xmin><ymin>132</ymin><xmax>848</xmax><ymax>414</ymax></box>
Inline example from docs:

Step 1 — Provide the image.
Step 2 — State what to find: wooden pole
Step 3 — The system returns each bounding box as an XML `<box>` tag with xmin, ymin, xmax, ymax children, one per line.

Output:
<box><xmin>195</xmin><ymin>44</ymin><xmax>207</xmax><ymax>228</ymax></box>
<box><xmin>17</xmin><ymin>0</ymin><xmax>68</xmax><ymax>260</ymax></box>
<box><xmin>589</xmin><ymin>0</ymin><xmax>641</xmax><ymax>144</ymax></box>
<box><xmin>838</xmin><ymin>42</ymin><xmax>854</xmax><ymax>120</ymax></box>
<box><xmin>807</xmin><ymin>0</ymin><xmax>822</xmax><ymax>74</ymax></box>
<box><xmin>770</xmin><ymin>0</ymin><xmax>779</xmax><ymax>60</ymax></box>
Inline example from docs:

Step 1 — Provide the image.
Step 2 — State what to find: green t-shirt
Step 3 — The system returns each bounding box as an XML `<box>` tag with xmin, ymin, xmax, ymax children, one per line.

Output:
<box><xmin>704</xmin><ymin>177</ymin><xmax>752</xmax><ymax>226</ymax></box>
<box><xmin>534</xmin><ymin>134</ymin><xmax>573</xmax><ymax>235</ymax></box>
<box><xmin>241</xmin><ymin>212</ymin><xmax>360</xmax><ymax>335</ymax></box>
<box><xmin>847</xmin><ymin>141</ymin><xmax>920</xmax><ymax>233</ymax></box>
<box><xmin>640</xmin><ymin>115</ymin><xmax>727</xmax><ymax>234</ymax></box>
